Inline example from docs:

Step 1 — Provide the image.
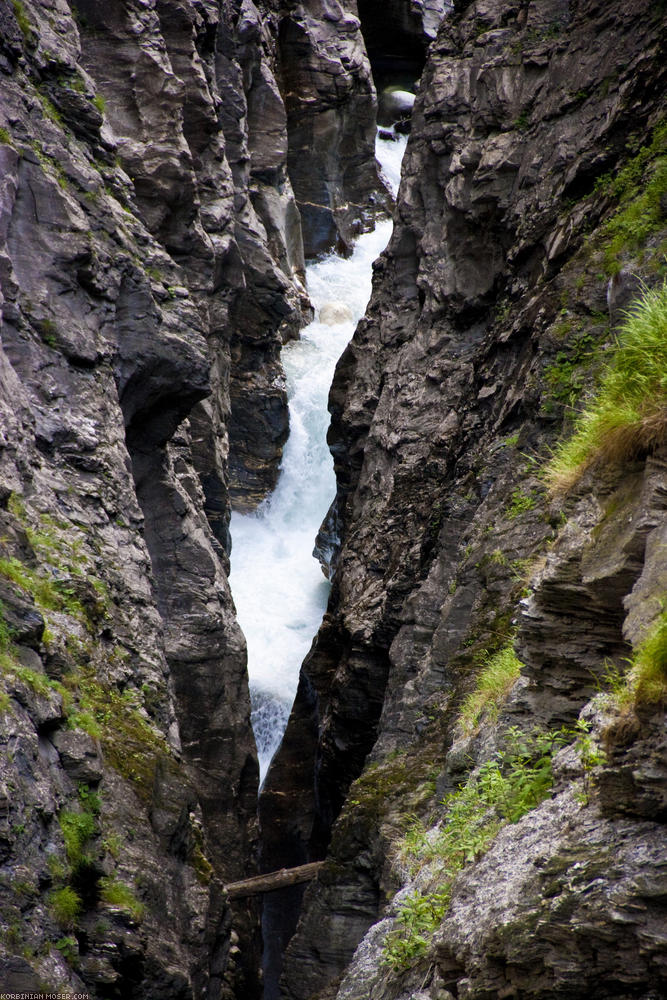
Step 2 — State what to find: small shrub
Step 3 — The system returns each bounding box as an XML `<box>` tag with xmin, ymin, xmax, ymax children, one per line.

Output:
<box><xmin>54</xmin><ymin>935</ymin><xmax>78</xmax><ymax>965</ymax></box>
<box><xmin>49</xmin><ymin>886</ymin><xmax>81</xmax><ymax>929</ymax></box>
<box><xmin>383</xmin><ymin>887</ymin><xmax>451</xmax><ymax>969</ymax></box>
<box><xmin>385</xmin><ymin>727</ymin><xmax>567</xmax><ymax>968</ymax></box>
<box><xmin>546</xmin><ymin>280</ymin><xmax>667</xmax><ymax>493</ymax></box>
<box><xmin>459</xmin><ymin>644</ymin><xmax>523</xmax><ymax>734</ymax></box>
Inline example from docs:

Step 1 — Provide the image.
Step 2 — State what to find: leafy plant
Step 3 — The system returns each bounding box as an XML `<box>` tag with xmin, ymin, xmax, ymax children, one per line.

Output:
<box><xmin>546</xmin><ymin>280</ymin><xmax>667</xmax><ymax>493</ymax></box>
<box><xmin>385</xmin><ymin>727</ymin><xmax>567</xmax><ymax>968</ymax></box>
<box><xmin>506</xmin><ymin>488</ymin><xmax>537</xmax><ymax>518</ymax></box>
<box><xmin>383</xmin><ymin>887</ymin><xmax>451</xmax><ymax>969</ymax></box>
<box><xmin>54</xmin><ymin>935</ymin><xmax>78</xmax><ymax>964</ymax></box>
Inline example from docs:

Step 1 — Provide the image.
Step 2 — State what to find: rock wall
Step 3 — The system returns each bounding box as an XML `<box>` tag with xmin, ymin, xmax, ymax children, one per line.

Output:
<box><xmin>274</xmin><ymin>0</ymin><xmax>388</xmax><ymax>256</ymax></box>
<box><xmin>263</xmin><ymin>1</ymin><xmax>667</xmax><ymax>997</ymax></box>
<box><xmin>0</xmin><ymin>0</ymin><xmax>384</xmax><ymax>995</ymax></box>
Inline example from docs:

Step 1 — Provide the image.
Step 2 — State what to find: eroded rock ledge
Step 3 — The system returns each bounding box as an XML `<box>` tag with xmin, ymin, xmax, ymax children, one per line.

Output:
<box><xmin>262</xmin><ymin>1</ymin><xmax>667</xmax><ymax>997</ymax></box>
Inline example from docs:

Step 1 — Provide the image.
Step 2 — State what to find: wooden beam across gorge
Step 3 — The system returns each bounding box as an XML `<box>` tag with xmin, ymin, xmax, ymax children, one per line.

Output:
<box><xmin>224</xmin><ymin>861</ymin><xmax>325</xmax><ymax>899</ymax></box>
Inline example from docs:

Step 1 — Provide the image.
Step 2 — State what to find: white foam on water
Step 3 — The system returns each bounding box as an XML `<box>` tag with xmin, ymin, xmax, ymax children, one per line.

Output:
<box><xmin>229</xmin><ymin>132</ymin><xmax>407</xmax><ymax>782</ymax></box>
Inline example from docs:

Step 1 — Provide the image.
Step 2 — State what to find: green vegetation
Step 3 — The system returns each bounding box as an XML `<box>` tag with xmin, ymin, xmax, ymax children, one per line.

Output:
<box><xmin>1</xmin><ymin>494</ymin><xmax>110</xmax><ymax>628</ymax></box>
<box><xmin>99</xmin><ymin>876</ymin><xmax>145</xmax><ymax>921</ymax></box>
<box><xmin>93</xmin><ymin>93</ymin><xmax>106</xmax><ymax>115</ymax></box>
<box><xmin>49</xmin><ymin>886</ymin><xmax>81</xmax><ymax>929</ymax></box>
<box><xmin>383</xmin><ymin>887</ymin><xmax>451</xmax><ymax>970</ymax></box>
<box><xmin>546</xmin><ymin>281</ymin><xmax>667</xmax><ymax>493</ymax></box>
<box><xmin>0</xmin><ymin>127</ymin><xmax>11</xmax><ymax>145</ymax></box>
<box><xmin>384</xmin><ymin>727</ymin><xmax>567</xmax><ymax>969</ymax></box>
<box><xmin>573</xmin><ymin>718</ymin><xmax>606</xmax><ymax>805</ymax></box>
<box><xmin>607</xmin><ymin>611</ymin><xmax>667</xmax><ymax>711</ymax></box>
<box><xmin>346</xmin><ymin>751</ymin><xmax>437</xmax><ymax>822</ymax></box>
<box><xmin>506</xmin><ymin>488</ymin><xmax>537</xmax><ymax>518</ymax></box>
<box><xmin>59</xmin><ymin>806</ymin><xmax>96</xmax><ymax>874</ymax></box>
<box><xmin>459</xmin><ymin>643</ymin><xmax>523</xmax><ymax>734</ymax></box>
<box><xmin>0</xmin><ymin>555</ymin><xmax>89</xmax><ymax>622</ymax></box>
<box><xmin>0</xmin><ymin>600</ymin><xmax>67</xmax><ymax>708</ymax></box>
<box><xmin>66</xmin><ymin>670</ymin><xmax>171</xmax><ymax>800</ymax></box>
<box><xmin>12</xmin><ymin>0</ymin><xmax>31</xmax><ymax>39</ymax></box>
<box><xmin>594</xmin><ymin>120</ymin><xmax>667</xmax><ymax>276</ymax></box>
<box><xmin>629</xmin><ymin>611</ymin><xmax>667</xmax><ymax>705</ymax></box>
<box><xmin>54</xmin><ymin>935</ymin><xmax>78</xmax><ymax>964</ymax></box>
<box><xmin>38</xmin><ymin>93</ymin><xmax>64</xmax><ymax>128</ymax></box>
<box><xmin>542</xmin><ymin>328</ymin><xmax>601</xmax><ymax>411</ymax></box>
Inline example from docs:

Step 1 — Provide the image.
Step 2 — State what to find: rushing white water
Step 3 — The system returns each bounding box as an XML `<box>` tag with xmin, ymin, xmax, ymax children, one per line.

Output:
<box><xmin>230</xmin><ymin>131</ymin><xmax>407</xmax><ymax>782</ymax></box>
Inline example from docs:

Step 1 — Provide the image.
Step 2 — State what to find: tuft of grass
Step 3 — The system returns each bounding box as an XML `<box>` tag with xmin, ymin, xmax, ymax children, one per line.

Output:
<box><xmin>459</xmin><ymin>644</ymin><xmax>523</xmax><ymax>734</ymax></box>
<box><xmin>59</xmin><ymin>809</ymin><xmax>96</xmax><ymax>874</ymax></box>
<box><xmin>0</xmin><ymin>126</ymin><xmax>11</xmax><ymax>145</ymax></box>
<box><xmin>631</xmin><ymin>612</ymin><xmax>667</xmax><ymax>705</ymax></box>
<box><xmin>99</xmin><ymin>877</ymin><xmax>145</xmax><ymax>921</ymax></box>
<box><xmin>546</xmin><ymin>281</ymin><xmax>667</xmax><ymax>493</ymax></box>
<box><xmin>49</xmin><ymin>886</ymin><xmax>81</xmax><ymax>929</ymax></box>
<box><xmin>92</xmin><ymin>93</ymin><xmax>106</xmax><ymax>115</ymax></box>
<box><xmin>610</xmin><ymin>612</ymin><xmax>667</xmax><ymax>711</ymax></box>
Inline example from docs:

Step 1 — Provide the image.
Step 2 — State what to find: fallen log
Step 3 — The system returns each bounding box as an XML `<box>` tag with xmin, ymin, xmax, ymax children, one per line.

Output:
<box><xmin>224</xmin><ymin>861</ymin><xmax>324</xmax><ymax>899</ymax></box>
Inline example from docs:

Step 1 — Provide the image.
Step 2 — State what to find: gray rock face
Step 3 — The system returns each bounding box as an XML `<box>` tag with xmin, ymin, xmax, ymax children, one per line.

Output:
<box><xmin>265</xmin><ymin>1</ymin><xmax>667</xmax><ymax>997</ymax></box>
<box><xmin>0</xmin><ymin>0</ymin><xmax>383</xmax><ymax>994</ymax></box>
<box><xmin>275</xmin><ymin>0</ymin><xmax>389</xmax><ymax>256</ymax></box>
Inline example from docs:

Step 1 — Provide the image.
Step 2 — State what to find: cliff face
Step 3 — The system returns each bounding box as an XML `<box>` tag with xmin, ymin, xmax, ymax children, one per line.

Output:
<box><xmin>1</xmin><ymin>0</ymin><xmax>665</xmax><ymax>997</ymax></box>
<box><xmin>263</xmin><ymin>1</ymin><xmax>667</xmax><ymax>997</ymax></box>
<box><xmin>0</xmin><ymin>0</ymin><xmax>384</xmax><ymax>996</ymax></box>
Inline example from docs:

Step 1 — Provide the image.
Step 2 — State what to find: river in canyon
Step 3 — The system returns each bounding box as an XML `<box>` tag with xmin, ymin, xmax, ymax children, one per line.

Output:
<box><xmin>230</xmin><ymin>131</ymin><xmax>407</xmax><ymax>783</ymax></box>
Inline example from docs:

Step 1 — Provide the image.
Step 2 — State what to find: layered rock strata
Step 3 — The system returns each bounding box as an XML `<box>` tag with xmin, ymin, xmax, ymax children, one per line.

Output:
<box><xmin>262</xmin><ymin>1</ymin><xmax>667</xmax><ymax>997</ymax></box>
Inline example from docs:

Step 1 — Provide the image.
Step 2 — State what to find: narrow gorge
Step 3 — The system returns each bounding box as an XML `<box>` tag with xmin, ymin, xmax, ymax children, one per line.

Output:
<box><xmin>0</xmin><ymin>2</ymin><xmax>665</xmax><ymax>1000</ymax></box>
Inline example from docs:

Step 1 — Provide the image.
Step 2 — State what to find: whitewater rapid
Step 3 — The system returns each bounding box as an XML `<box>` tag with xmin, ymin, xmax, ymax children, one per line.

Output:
<box><xmin>230</xmin><ymin>132</ymin><xmax>407</xmax><ymax>782</ymax></box>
